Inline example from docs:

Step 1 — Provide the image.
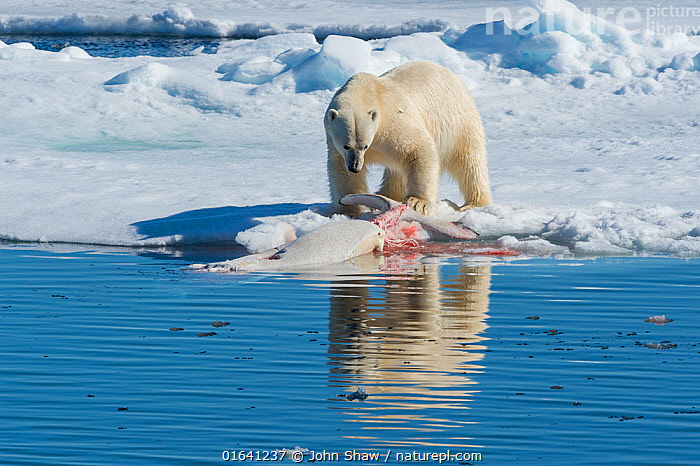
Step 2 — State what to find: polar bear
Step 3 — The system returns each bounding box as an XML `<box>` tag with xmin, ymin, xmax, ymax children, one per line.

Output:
<box><xmin>324</xmin><ymin>60</ymin><xmax>491</xmax><ymax>217</ymax></box>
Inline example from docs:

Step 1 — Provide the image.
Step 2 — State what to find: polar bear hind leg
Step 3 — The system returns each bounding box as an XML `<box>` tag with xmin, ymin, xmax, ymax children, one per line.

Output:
<box><xmin>449</xmin><ymin>140</ymin><xmax>492</xmax><ymax>211</ymax></box>
<box><xmin>377</xmin><ymin>168</ymin><xmax>406</xmax><ymax>203</ymax></box>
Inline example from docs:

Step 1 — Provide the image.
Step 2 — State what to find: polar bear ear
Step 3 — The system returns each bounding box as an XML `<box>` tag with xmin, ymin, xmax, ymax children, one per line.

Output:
<box><xmin>328</xmin><ymin>109</ymin><xmax>339</xmax><ymax>121</ymax></box>
<box><xmin>368</xmin><ymin>109</ymin><xmax>378</xmax><ymax>121</ymax></box>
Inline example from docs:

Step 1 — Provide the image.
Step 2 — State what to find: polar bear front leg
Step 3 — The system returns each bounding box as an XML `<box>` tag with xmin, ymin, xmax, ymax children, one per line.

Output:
<box><xmin>328</xmin><ymin>147</ymin><xmax>369</xmax><ymax>217</ymax></box>
<box><xmin>403</xmin><ymin>142</ymin><xmax>440</xmax><ymax>216</ymax></box>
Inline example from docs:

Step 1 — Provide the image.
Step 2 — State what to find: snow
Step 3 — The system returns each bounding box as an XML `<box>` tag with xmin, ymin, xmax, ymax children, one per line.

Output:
<box><xmin>235</xmin><ymin>210</ymin><xmax>334</xmax><ymax>254</ymax></box>
<box><xmin>669</xmin><ymin>51</ymin><xmax>700</xmax><ymax>70</ymax></box>
<box><xmin>0</xmin><ymin>0</ymin><xmax>699</xmax><ymax>257</ymax></box>
<box><xmin>451</xmin><ymin>0</ymin><xmax>700</xmax><ymax>77</ymax></box>
<box><xmin>496</xmin><ymin>235</ymin><xmax>571</xmax><ymax>255</ymax></box>
<box><xmin>292</xmin><ymin>35</ymin><xmax>372</xmax><ymax>92</ymax></box>
<box><xmin>465</xmin><ymin>203</ymin><xmax>700</xmax><ymax>257</ymax></box>
<box><xmin>104</xmin><ymin>62</ymin><xmax>173</xmax><ymax>86</ymax></box>
<box><xmin>0</xmin><ymin>3</ymin><xmax>451</xmax><ymax>40</ymax></box>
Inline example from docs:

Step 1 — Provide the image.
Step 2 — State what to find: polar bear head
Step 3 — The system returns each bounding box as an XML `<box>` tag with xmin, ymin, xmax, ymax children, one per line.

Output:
<box><xmin>326</xmin><ymin>106</ymin><xmax>379</xmax><ymax>173</ymax></box>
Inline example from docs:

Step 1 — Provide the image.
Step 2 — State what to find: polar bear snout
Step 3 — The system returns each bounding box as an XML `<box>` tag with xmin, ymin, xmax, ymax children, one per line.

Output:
<box><xmin>345</xmin><ymin>149</ymin><xmax>365</xmax><ymax>173</ymax></box>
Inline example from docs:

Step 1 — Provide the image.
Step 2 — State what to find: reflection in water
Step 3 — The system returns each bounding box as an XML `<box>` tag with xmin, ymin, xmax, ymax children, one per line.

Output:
<box><xmin>326</xmin><ymin>254</ymin><xmax>492</xmax><ymax>448</ymax></box>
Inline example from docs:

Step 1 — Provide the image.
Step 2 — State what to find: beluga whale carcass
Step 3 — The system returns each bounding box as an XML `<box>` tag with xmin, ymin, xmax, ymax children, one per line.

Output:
<box><xmin>192</xmin><ymin>194</ymin><xmax>482</xmax><ymax>274</ymax></box>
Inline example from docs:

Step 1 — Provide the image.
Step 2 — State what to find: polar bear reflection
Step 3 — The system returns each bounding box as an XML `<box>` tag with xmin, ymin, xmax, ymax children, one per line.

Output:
<box><xmin>326</xmin><ymin>258</ymin><xmax>492</xmax><ymax>448</ymax></box>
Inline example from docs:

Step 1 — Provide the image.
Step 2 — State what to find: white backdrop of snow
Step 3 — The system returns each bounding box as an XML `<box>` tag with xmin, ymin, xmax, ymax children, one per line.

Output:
<box><xmin>0</xmin><ymin>2</ymin><xmax>451</xmax><ymax>40</ymax></box>
<box><xmin>0</xmin><ymin>0</ymin><xmax>699</xmax><ymax>257</ymax></box>
<box><xmin>2</xmin><ymin>1</ymin><xmax>698</xmax><ymax>37</ymax></box>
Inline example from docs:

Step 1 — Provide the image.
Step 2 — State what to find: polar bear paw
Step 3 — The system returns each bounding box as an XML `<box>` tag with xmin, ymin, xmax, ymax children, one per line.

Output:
<box><xmin>457</xmin><ymin>204</ymin><xmax>477</xmax><ymax>212</ymax></box>
<box><xmin>404</xmin><ymin>196</ymin><xmax>433</xmax><ymax>216</ymax></box>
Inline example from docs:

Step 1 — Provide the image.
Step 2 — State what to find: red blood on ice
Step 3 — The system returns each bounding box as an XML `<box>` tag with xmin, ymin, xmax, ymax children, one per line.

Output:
<box><xmin>369</xmin><ymin>203</ymin><xmax>517</xmax><ymax>256</ymax></box>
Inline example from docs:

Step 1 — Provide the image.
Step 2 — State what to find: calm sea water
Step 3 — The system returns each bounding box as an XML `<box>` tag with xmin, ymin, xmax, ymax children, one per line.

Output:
<box><xmin>0</xmin><ymin>244</ymin><xmax>698</xmax><ymax>465</ymax></box>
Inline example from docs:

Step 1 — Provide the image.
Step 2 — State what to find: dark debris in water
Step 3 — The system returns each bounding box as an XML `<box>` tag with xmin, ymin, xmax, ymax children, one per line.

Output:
<box><xmin>525</xmin><ymin>315</ymin><xmax>540</xmax><ymax>320</ymax></box>
<box><xmin>197</xmin><ymin>332</ymin><xmax>217</xmax><ymax>337</ymax></box>
<box><xmin>645</xmin><ymin>342</ymin><xmax>677</xmax><ymax>350</ymax></box>
<box><xmin>610</xmin><ymin>415</ymin><xmax>644</xmax><ymax>421</ymax></box>
<box><xmin>550</xmin><ymin>385</ymin><xmax>564</xmax><ymax>390</ymax></box>
<box><xmin>117</xmin><ymin>407</ymin><xmax>128</xmax><ymax>412</ymax></box>
<box><xmin>211</xmin><ymin>321</ymin><xmax>230</xmax><ymax>328</ymax></box>
<box><xmin>644</xmin><ymin>315</ymin><xmax>673</xmax><ymax>325</ymax></box>
<box><xmin>169</xmin><ymin>327</ymin><xmax>184</xmax><ymax>331</ymax></box>
<box><xmin>340</xmin><ymin>387</ymin><xmax>368</xmax><ymax>401</ymax></box>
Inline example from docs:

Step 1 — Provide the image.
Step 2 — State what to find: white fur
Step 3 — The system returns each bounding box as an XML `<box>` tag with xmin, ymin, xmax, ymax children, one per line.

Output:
<box><xmin>324</xmin><ymin>60</ymin><xmax>491</xmax><ymax>216</ymax></box>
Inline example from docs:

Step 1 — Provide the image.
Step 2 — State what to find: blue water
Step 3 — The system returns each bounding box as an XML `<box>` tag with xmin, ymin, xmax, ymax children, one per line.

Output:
<box><xmin>0</xmin><ymin>245</ymin><xmax>698</xmax><ymax>465</ymax></box>
<box><xmin>0</xmin><ymin>35</ymin><xmax>220</xmax><ymax>57</ymax></box>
